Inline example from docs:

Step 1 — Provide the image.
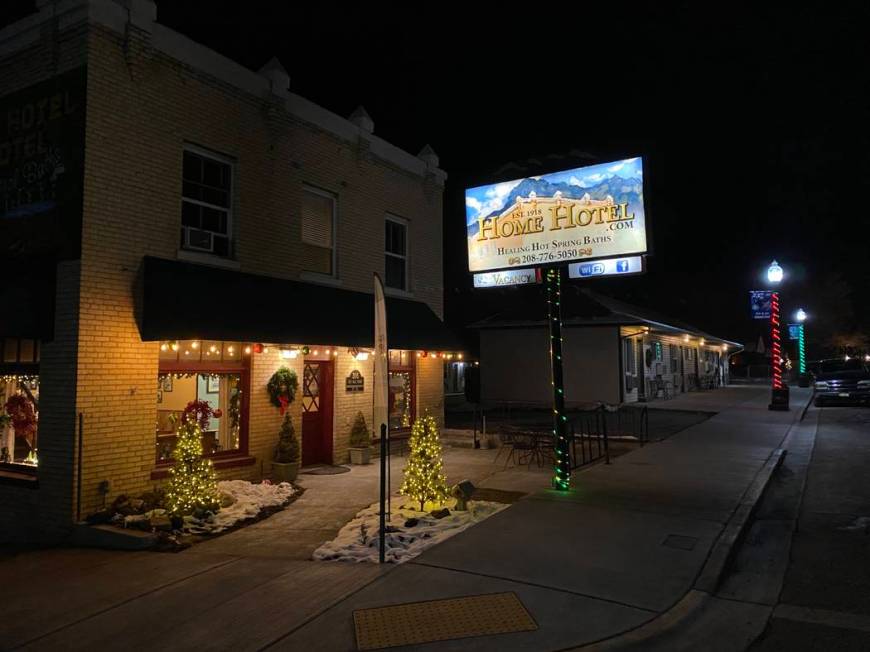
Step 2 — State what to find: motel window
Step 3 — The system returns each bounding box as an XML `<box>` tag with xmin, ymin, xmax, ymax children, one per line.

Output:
<box><xmin>156</xmin><ymin>340</ymin><xmax>248</xmax><ymax>464</ymax></box>
<box><xmin>181</xmin><ymin>147</ymin><xmax>234</xmax><ymax>258</ymax></box>
<box><xmin>670</xmin><ymin>345</ymin><xmax>679</xmax><ymax>373</ymax></box>
<box><xmin>388</xmin><ymin>350</ymin><xmax>415</xmax><ymax>431</ymax></box>
<box><xmin>385</xmin><ymin>216</ymin><xmax>408</xmax><ymax>290</ymax></box>
<box><xmin>301</xmin><ymin>186</ymin><xmax>336</xmax><ymax>276</ymax></box>
<box><xmin>1</xmin><ymin>338</ymin><xmax>40</xmax><ymax>470</ymax></box>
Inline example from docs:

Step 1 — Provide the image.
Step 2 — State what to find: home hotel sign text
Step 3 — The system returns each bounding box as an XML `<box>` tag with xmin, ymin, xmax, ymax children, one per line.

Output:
<box><xmin>465</xmin><ymin>157</ymin><xmax>647</xmax><ymax>272</ymax></box>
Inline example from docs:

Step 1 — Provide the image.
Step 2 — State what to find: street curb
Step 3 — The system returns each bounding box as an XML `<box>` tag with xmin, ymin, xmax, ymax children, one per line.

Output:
<box><xmin>569</xmin><ymin>390</ymin><xmax>818</xmax><ymax>651</ymax></box>
<box><xmin>571</xmin><ymin>449</ymin><xmax>786</xmax><ymax>652</ymax></box>
<box><xmin>693</xmin><ymin>447</ymin><xmax>785</xmax><ymax>594</ymax></box>
<box><xmin>571</xmin><ymin>590</ymin><xmax>710</xmax><ymax>651</ymax></box>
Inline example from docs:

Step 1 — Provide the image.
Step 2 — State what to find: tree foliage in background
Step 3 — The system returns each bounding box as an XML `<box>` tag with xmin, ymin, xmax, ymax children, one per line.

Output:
<box><xmin>400</xmin><ymin>414</ymin><xmax>450</xmax><ymax>511</ymax></box>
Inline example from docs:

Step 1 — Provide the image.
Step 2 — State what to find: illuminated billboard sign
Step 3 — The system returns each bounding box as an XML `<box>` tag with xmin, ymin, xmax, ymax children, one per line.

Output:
<box><xmin>465</xmin><ymin>157</ymin><xmax>646</xmax><ymax>273</ymax></box>
<box><xmin>473</xmin><ymin>268</ymin><xmax>540</xmax><ymax>288</ymax></box>
<box><xmin>568</xmin><ymin>255</ymin><xmax>644</xmax><ymax>279</ymax></box>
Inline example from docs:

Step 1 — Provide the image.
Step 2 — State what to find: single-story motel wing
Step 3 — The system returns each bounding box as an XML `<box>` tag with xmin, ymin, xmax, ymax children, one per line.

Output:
<box><xmin>472</xmin><ymin>287</ymin><xmax>742</xmax><ymax>407</ymax></box>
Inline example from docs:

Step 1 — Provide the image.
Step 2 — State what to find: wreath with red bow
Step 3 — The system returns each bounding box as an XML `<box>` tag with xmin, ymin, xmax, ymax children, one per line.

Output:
<box><xmin>182</xmin><ymin>399</ymin><xmax>213</xmax><ymax>430</ymax></box>
<box><xmin>267</xmin><ymin>367</ymin><xmax>298</xmax><ymax>415</ymax></box>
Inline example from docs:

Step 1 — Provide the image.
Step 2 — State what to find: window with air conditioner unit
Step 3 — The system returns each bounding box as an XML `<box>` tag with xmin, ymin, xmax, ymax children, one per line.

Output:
<box><xmin>181</xmin><ymin>147</ymin><xmax>233</xmax><ymax>257</ymax></box>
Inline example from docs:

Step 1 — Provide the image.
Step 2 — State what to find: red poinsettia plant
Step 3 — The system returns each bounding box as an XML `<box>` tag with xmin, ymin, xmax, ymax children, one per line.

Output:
<box><xmin>182</xmin><ymin>399</ymin><xmax>213</xmax><ymax>431</ymax></box>
<box><xmin>4</xmin><ymin>395</ymin><xmax>37</xmax><ymax>438</ymax></box>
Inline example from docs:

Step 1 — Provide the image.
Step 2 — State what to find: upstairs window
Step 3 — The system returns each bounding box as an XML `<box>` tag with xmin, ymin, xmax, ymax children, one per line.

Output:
<box><xmin>181</xmin><ymin>147</ymin><xmax>233</xmax><ymax>258</ymax></box>
<box><xmin>301</xmin><ymin>186</ymin><xmax>336</xmax><ymax>275</ymax></box>
<box><xmin>385</xmin><ymin>216</ymin><xmax>408</xmax><ymax>290</ymax></box>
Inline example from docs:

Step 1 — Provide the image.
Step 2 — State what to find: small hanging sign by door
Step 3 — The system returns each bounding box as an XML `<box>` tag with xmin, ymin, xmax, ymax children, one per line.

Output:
<box><xmin>346</xmin><ymin>370</ymin><xmax>365</xmax><ymax>393</ymax></box>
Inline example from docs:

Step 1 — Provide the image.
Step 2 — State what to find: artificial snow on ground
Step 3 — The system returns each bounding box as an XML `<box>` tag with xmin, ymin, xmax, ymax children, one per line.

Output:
<box><xmin>313</xmin><ymin>498</ymin><xmax>508</xmax><ymax>564</ymax></box>
<box><xmin>184</xmin><ymin>480</ymin><xmax>300</xmax><ymax>535</ymax></box>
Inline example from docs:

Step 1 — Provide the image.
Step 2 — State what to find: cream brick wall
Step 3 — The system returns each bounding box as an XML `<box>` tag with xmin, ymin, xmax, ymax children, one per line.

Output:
<box><xmin>1</xmin><ymin>17</ymin><xmax>444</xmax><ymax>532</ymax></box>
<box><xmin>70</xmin><ymin>25</ymin><xmax>443</xmax><ymax>514</ymax></box>
<box><xmin>331</xmin><ymin>351</ymin><xmax>374</xmax><ymax>463</ymax></box>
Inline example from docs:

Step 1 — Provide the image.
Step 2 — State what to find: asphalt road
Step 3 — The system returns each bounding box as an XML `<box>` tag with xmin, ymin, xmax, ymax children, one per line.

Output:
<box><xmin>751</xmin><ymin>405</ymin><xmax>870</xmax><ymax>650</ymax></box>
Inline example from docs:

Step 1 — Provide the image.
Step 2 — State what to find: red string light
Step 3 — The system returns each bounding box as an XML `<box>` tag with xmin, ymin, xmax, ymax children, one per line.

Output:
<box><xmin>770</xmin><ymin>292</ymin><xmax>783</xmax><ymax>389</ymax></box>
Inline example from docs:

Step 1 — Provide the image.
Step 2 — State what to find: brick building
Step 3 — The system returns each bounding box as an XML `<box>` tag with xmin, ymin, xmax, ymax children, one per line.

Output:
<box><xmin>0</xmin><ymin>0</ymin><xmax>457</xmax><ymax>542</ymax></box>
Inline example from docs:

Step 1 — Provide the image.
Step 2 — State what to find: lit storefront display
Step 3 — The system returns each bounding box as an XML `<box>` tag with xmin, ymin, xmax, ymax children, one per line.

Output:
<box><xmin>1</xmin><ymin>338</ymin><xmax>40</xmax><ymax>469</ymax></box>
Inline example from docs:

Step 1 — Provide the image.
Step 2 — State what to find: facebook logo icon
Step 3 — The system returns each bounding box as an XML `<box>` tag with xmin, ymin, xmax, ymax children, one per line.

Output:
<box><xmin>616</xmin><ymin>259</ymin><xmax>629</xmax><ymax>273</ymax></box>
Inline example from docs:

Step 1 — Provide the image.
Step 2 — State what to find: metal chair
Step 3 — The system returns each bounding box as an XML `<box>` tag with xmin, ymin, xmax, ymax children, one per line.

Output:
<box><xmin>493</xmin><ymin>431</ymin><xmax>515</xmax><ymax>468</ymax></box>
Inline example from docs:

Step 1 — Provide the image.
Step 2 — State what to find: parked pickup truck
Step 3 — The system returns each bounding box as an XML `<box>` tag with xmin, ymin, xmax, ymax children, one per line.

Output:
<box><xmin>813</xmin><ymin>358</ymin><xmax>870</xmax><ymax>407</ymax></box>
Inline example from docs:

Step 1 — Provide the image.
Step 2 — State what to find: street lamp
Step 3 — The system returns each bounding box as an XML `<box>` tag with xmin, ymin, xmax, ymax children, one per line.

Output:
<box><xmin>767</xmin><ymin>260</ymin><xmax>784</xmax><ymax>284</ymax></box>
<box><xmin>794</xmin><ymin>308</ymin><xmax>808</xmax><ymax>385</ymax></box>
<box><xmin>766</xmin><ymin>260</ymin><xmax>788</xmax><ymax>410</ymax></box>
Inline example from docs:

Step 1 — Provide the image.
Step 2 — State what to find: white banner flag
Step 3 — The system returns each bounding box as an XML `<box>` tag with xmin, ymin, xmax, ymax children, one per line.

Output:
<box><xmin>373</xmin><ymin>273</ymin><xmax>389</xmax><ymax>436</ymax></box>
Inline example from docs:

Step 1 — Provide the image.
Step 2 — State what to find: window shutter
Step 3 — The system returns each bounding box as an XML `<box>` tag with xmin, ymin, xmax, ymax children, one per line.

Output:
<box><xmin>302</xmin><ymin>190</ymin><xmax>334</xmax><ymax>248</ymax></box>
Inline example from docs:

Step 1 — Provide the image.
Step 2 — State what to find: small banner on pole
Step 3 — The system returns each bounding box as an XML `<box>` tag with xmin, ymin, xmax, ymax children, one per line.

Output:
<box><xmin>750</xmin><ymin>290</ymin><xmax>772</xmax><ymax>319</ymax></box>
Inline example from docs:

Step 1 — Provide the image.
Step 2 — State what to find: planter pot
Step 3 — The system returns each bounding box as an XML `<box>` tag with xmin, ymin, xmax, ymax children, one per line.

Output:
<box><xmin>272</xmin><ymin>461</ymin><xmax>299</xmax><ymax>483</ymax></box>
<box><xmin>349</xmin><ymin>446</ymin><xmax>371</xmax><ymax>465</ymax></box>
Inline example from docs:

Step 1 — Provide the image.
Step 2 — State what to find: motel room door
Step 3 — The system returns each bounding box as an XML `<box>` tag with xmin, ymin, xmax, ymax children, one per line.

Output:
<box><xmin>301</xmin><ymin>360</ymin><xmax>334</xmax><ymax>465</ymax></box>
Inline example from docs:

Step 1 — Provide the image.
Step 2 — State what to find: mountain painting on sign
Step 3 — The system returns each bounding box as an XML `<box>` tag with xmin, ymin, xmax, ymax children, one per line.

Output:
<box><xmin>465</xmin><ymin>157</ymin><xmax>646</xmax><ymax>273</ymax></box>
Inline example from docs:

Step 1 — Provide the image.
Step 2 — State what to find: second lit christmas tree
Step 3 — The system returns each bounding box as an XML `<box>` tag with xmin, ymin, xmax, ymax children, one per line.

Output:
<box><xmin>400</xmin><ymin>413</ymin><xmax>450</xmax><ymax>511</ymax></box>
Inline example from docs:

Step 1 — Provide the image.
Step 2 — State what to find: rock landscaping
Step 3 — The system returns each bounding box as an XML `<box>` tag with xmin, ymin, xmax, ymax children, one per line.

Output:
<box><xmin>85</xmin><ymin>480</ymin><xmax>303</xmax><ymax>550</ymax></box>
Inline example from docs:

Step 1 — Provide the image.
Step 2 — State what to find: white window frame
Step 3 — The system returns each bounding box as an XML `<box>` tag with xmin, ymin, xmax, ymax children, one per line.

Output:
<box><xmin>385</xmin><ymin>214</ymin><xmax>409</xmax><ymax>291</ymax></box>
<box><xmin>181</xmin><ymin>144</ymin><xmax>235</xmax><ymax>258</ymax></box>
<box><xmin>301</xmin><ymin>184</ymin><xmax>338</xmax><ymax>278</ymax></box>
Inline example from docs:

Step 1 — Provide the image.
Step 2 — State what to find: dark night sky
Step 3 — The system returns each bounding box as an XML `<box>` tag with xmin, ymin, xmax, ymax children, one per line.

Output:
<box><xmin>5</xmin><ymin>2</ymin><xmax>870</xmax><ymax>350</ymax></box>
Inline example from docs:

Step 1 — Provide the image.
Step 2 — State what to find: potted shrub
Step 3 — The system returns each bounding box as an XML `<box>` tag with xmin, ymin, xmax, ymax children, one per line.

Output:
<box><xmin>348</xmin><ymin>411</ymin><xmax>372</xmax><ymax>465</ymax></box>
<box><xmin>272</xmin><ymin>413</ymin><xmax>300</xmax><ymax>482</ymax></box>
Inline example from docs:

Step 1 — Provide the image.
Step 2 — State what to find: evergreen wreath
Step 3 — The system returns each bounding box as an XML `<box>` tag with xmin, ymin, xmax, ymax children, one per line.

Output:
<box><xmin>267</xmin><ymin>366</ymin><xmax>299</xmax><ymax>414</ymax></box>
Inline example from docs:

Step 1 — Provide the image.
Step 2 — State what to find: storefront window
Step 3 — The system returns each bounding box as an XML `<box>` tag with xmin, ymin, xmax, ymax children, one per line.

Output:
<box><xmin>388</xmin><ymin>350</ymin><xmax>415</xmax><ymax>431</ymax></box>
<box><xmin>157</xmin><ymin>340</ymin><xmax>247</xmax><ymax>463</ymax></box>
<box><xmin>1</xmin><ymin>375</ymin><xmax>39</xmax><ymax>467</ymax></box>
<box><xmin>156</xmin><ymin>372</ymin><xmax>243</xmax><ymax>462</ymax></box>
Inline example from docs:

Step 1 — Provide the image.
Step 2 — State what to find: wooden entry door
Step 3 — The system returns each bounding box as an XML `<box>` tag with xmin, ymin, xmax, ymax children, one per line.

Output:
<box><xmin>301</xmin><ymin>360</ymin><xmax>334</xmax><ymax>465</ymax></box>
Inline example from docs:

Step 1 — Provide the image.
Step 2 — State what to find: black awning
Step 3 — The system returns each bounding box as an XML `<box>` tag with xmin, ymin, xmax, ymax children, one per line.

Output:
<box><xmin>140</xmin><ymin>256</ymin><xmax>464</xmax><ymax>351</ymax></box>
<box><xmin>0</xmin><ymin>258</ymin><xmax>56</xmax><ymax>340</ymax></box>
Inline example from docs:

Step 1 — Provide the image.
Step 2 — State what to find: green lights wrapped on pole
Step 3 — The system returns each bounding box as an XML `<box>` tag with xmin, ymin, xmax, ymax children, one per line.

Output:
<box><xmin>795</xmin><ymin>308</ymin><xmax>807</xmax><ymax>375</ymax></box>
<box><xmin>797</xmin><ymin>324</ymin><xmax>806</xmax><ymax>374</ymax></box>
<box><xmin>545</xmin><ymin>268</ymin><xmax>571</xmax><ymax>491</ymax></box>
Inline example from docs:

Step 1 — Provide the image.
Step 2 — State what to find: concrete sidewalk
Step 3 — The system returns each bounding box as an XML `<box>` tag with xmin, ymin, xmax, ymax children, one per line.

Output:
<box><xmin>274</xmin><ymin>385</ymin><xmax>812</xmax><ymax>651</ymax></box>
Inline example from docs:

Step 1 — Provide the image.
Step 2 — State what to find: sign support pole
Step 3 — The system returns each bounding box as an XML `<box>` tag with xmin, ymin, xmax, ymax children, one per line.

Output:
<box><xmin>378</xmin><ymin>423</ymin><xmax>386</xmax><ymax>563</ymax></box>
<box><xmin>546</xmin><ymin>267</ymin><xmax>571</xmax><ymax>490</ymax></box>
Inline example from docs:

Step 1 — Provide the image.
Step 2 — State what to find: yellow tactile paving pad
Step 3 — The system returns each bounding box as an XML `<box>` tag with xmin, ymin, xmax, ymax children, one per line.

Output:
<box><xmin>353</xmin><ymin>591</ymin><xmax>538</xmax><ymax>650</ymax></box>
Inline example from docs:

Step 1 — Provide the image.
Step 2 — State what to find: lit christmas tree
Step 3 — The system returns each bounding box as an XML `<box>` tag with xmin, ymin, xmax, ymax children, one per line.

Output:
<box><xmin>400</xmin><ymin>413</ymin><xmax>450</xmax><ymax>511</ymax></box>
<box><xmin>165</xmin><ymin>402</ymin><xmax>220</xmax><ymax>517</ymax></box>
